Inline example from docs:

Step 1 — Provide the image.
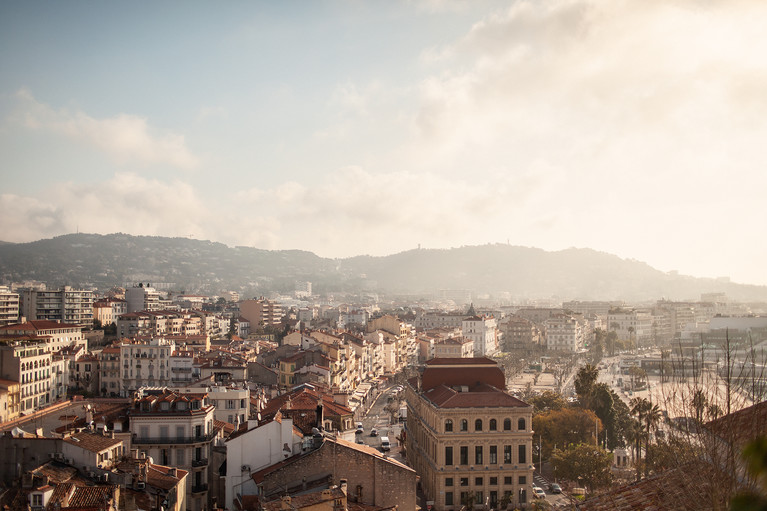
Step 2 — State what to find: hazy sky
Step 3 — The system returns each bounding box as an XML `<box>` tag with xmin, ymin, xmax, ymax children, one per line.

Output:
<box><xmin>1</xmin><ymin>0</ymin><xmax>766</xmax><ymax>285</ymax></box>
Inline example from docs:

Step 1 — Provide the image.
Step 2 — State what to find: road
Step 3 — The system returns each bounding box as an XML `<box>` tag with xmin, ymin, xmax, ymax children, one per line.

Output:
<box><xmin>356</xmin><ymin>383</ymin><xmax>405</xmax><ymax>461</ymax></box>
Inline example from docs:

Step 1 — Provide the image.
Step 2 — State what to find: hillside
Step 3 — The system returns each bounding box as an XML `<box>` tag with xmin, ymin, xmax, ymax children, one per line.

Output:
<box><xmin>0</xmin><ymin>233</ymin><xmax>764</xmax><ymax>302</ymax></box>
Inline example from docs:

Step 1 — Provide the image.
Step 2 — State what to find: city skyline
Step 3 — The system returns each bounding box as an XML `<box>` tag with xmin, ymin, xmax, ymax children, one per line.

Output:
<box><xmin>2</xmin><ymin>1</ymin><xmax>766</xmax><ymax>285</ymax></box>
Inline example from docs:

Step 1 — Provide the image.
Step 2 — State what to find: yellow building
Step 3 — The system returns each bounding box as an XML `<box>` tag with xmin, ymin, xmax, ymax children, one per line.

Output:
<box><xmin>405</xmin><ymin>358</ymin><xmax>534</xmax><ymax>510</ymax></box>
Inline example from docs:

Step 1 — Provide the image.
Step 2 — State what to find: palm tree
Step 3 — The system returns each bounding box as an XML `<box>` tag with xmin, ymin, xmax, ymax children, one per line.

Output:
<box><xmin>630</xmin><ymin>397</ymin><xmax>663</xmax><ymax>479</ymax></box>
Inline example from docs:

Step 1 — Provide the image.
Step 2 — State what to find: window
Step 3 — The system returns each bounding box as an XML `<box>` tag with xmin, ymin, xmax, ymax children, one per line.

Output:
<box><xmin>475</xmin><ymin>492</ymin><xmax>483</xmax><ymax>506</ymax></box>
<box><xmin>475</xmin><ymin>477</ymin><xmax>483</xmax><ymax>486</ymax></box>
<box><xmin>518</xmin><ymin>476</ymin><xmax>526</xmax><ymax>485</ymax></box>
<box><xmin>159</xmin><ymin>426</ymin><xmax>169</xmax><ymax>440</ymax></box>
<box><xmin>445</xmin><ymin>419</ymin><xmax>453</xmax><ymax>432</ymax></box>
<box><xmin>445</xmin><ymin>477</ymin><xmax>454</xmax><ymax>487</ymax></box>
<box><xmin>475</xmin><ymin>445</ymin><xmax>483</xmax><ymax>464</ymax></box>
<box><xmin>475</xmin><ymin>419</ymin><xmax>483</xmax><ymax>431</ymax></box>
<box><xmin>518</xmin><ymin>418</ymin><xmax>526</xmax><ymax>431</ymax></box>
<box><xmin>490</xmin><ymin>477</ymin><xmax>498</xmax><ymax>486</ymax></box>
<box><xmin>518</xmin><ymin>445</ymin><xmax>526</xmax><ymax>464</ymax></box>
<box><xmin>460</xmin><ymin>446</ymin><xmax>469</xmax><ymax>465</ymax></box>
<box><xmin>489</xmin><ymin>419</ymin><xmax>497</xmax><ymax>431</ymax></box>
<box><xmin>504</xmin><ymin>476</ymin><xmax>512</xmax><ymax>485</ymax></box>
<box><xmin>503</xmin><ymin>418</ymin><xmax>511</xmax><ymax>431</ymax></box>
<box><xmin>504</xmin><ymin>445</ymin><xmax>511</xmax><ymax>464</ymax></box>
<box><xmin>445</xmin><ymin>446</ymin><xmax>453</xmax><ymax>466</ymax></box>
<box><xmin>139</xmin><ymin>425</ymin><xmax>149</xmax><ymax>439</ymax></box>
<box><xmin>176</xmin><ymin>448</ymin><xmax>185</xmax><ymax>465</ymax></box>
<box><xmin>32</xmin><ymin>494</ymin><xmax>42</xmax><ymax>506</ymax></box>
<box><xmin>460</xmin><ymin>419</ymin><xmax>468</xmax><ymax>432</ymax></box>
<box><xmin>490</xmin><ymin>491</ymin><xmax>498</xmax><ymax>507</ymax></box>
<box><xmin>460</xmin><ymin>478</ymin><xmax>469</xmax><ymax>486</ymax></box>
<box><xmin>489</xmin><ymin>445</ymin><xmax>497</xmax><ymax>464</ymax></box>
<box><xmin>445</xmin><ymin>492</ymin><xmax>453</xmax><ymax>506</ymax></box>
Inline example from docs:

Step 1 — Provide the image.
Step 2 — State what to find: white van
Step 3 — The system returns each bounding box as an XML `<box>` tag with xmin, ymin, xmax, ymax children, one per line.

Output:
<box><xmin>380</xmin><ymin>436</ymin><xmax>391</xmax><ymax>451</ymax></box>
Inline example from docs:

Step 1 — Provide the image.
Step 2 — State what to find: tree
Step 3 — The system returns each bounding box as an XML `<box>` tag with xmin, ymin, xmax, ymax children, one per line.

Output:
<box><xmin>551</xmin><ymin>443</ymin><xmax>613</xmax><ymax>490</ymax></box>
<box><xmin>533</xmin><ymin>408</ymin><xmax>602</xmax><ymax>459</ymax></box>
<box><xmin>731</xmin><ymin>436</ymin><xmax>767</xmax><ymax>511</ymax></box>
<box><xmin>574</xmin><ymin>364</ymin><xmax>599</xmax><ymax>408</ymax></box>
<box><xmin>529</xmin><ymin>390</ymin><xmax>567</xmax><ymax>414</ymax></box>
<box><xmin>629</xmin><ymin>396</ymin><xmax>662</xmax><ymax>478</ymax></box>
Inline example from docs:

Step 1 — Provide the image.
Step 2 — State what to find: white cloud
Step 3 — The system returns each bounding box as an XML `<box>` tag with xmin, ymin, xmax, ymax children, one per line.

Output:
<box><xmin>11</xmin><ymin>90</ymin><xmax>199</xmax><ymax>169</ymax></box>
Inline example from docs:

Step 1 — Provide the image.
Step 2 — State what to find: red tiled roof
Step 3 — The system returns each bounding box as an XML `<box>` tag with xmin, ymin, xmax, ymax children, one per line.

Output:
<box><xmin>423</xmin><ymin>384</ymin><xmax>529</xmax><ymax>409</ymax></box>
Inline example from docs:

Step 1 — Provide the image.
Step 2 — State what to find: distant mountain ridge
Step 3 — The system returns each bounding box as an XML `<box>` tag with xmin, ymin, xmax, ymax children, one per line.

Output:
<box><xmin>0</xmin><ymin>233</ymin><xmax>764</xmax><ymax>302</ymax></box>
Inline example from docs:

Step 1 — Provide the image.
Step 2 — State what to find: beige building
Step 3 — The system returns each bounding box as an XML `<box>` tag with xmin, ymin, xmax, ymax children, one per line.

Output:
<box><xmin>130</xmin><ymin>388</ymin><xmax>220</xmax><ymax>511</ymax></box>
<box><xmin>0</xmin><ymin>340</ymin><xmax>52</xmax><ymax>413</ymax></box>
<box><xmin>405</xmin><ymin>358</ymin><xmax>534</xmax><ymax>511</ymax></box>
<box><xmin>239</xmin><ymin>298</ymin><xmax>283</xmax><ymax>327</ymax></box>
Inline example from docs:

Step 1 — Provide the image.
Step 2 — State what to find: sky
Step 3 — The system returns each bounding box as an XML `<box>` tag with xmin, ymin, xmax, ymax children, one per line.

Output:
<box><xmin>1</xmin><ymin>0</ymin><xmax>766</xmax><ymax>286</ymax></box>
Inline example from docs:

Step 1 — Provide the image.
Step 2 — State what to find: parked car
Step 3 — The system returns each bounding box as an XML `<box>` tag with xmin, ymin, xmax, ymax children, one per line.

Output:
<box><xmin>355</xmin><ymin>423</ymin><xmax>364</xmax><ymax>435</ymax></box>
<box><xmin>549</xmin><ymin>483</ymin><xmax>562</xmax><ymax>494</ymax></box>
<box><xmin>532</xmin><ymin>487</ymin><xmax>546</xmax><ymax>499</ymax></box>
<box><xmin>370</xmin><ymin>428</ymin><xmax>378</xmax><ymax>437</ymax></box>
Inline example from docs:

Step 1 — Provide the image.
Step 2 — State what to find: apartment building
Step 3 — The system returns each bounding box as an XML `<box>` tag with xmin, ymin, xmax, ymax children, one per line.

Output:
<box><xmin>126</xmin><ymin>285</ymin><xmax>162</xmax><ymax>313</ymax></box>
<box><xmin>0</xmin><ymin>320</ymin><xmax>85</xmax><ymax>352</ymax></box>
<box><xmin>433</xmin><ymin>337</ymin><xmax>474</xmax><ymax>359</ymax></box>
<box><xmin>499</xmin><ymin>316</ymin><xmax>541</xmax><ymax>351</ymax></box>
<box><xmin>608</xmin><ymin>308</ymin><xmax>653</xmax><ymax>347</ymax></box>
<box><xmin>19</xmin><ymin>286</ymin><xmax>94</xmax><ymax>328</ymax></box>
<box><xmin>462</xmin><ymin>315</ymin><xmax>500</xmax><ymax>356</ymax></box>
<box><xmin>98</xmin><ymin>346</ymin><xmax>122</xmax><ymax>396</ymax></box>
<box><xmin>93</xmin><ymin>298</ymin><xmax>127</xmax><ymax>326</ymax></box>
<box><xmin>405</xmin><ymin>358</ymin><xmax>534</xmax><ymax>511</ymax></box>
<box><xmin>413</xmin><ymin>312</ymin><xmax>467</xmax><ymax>330</ymax></box>
<box><xmin>130</xmin><ymin>389</ymin><xmax>220</xmax><ymax>511</ymax></box>
<box><xmin>119</xmin><ymin>338</ymin><xmax>175</xmax><ymax>395</ymax></box>
<box><xmin>0</xmin><ymin>286</ymin><xmax>20</xmax><ymax>326</ymax></box>
<box><xmin>0</xmin><ymin>340</ymin><xmax>52</xmax><ymax>413</ymax></box>
<box><xmin>0</xmin><ymin>379</ymin><xmax>21</xmax><ymax>422</ymax></box>
<box><xmin>544</xmin><ymin>313</ymin><xmax>583</xmax><ymax>352</ymax></box>
<box><xmin>239</xmin><ymin>298</ymin><xmax>283</xmax><ymax>327</ymax></box>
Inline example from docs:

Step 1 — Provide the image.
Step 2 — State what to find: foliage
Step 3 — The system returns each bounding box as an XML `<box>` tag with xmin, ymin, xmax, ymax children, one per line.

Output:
<box><xmin>645</xmin><ymin>437</ymin><xmax>701</xmax><ymax>474</ymax></box>
<box><xmin>629</xmin><ymin>397</ymin><xmax>662</xmax><ymax>478</ymax></box>
<box><xmin>529</xmin><ymin>390</ymin><xmax>567</xmax><ymax>414</ymax></box>
<box><xmin>533</xmin><ymin>408</ymin><xmax>602</xmax><ymax>459</ymax></box>
<box><xmin>731</xmin><ymin>436</ymin><xmax>767</xmax><ymax>511</ymax></box>
<box><xmin>574</xmin><ymin>364</ymin><xmax>599</xmax><ymax>408</ymax></box>
<box><xmin>551</xmin><ymin>443</ymin><xmax>613</xmax><ymax>490</ymax></box>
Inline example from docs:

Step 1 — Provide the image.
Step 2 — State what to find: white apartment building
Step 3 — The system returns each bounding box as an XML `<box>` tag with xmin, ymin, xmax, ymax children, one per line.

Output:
<box><xmin>170</xmin><ymin>350</ymin><xmax>196</xmax><ymax>387</ymax></box>
<box><xmin>224</xmin><ymin>415</ymin><xmax>303</xmax><ymax>511</ymax></box>
<box><xmin>178</xmin><ymin>383</ymin><xmax>250</xmax><ymax>426</ymax></box>
<box><xmin>608</xmin><ymin>309</ymin><xmax>653</xmax><ymax>346</ymax></box>
<box><xmin>99</xmin><ymin>346</ymin><xmax>122</xmax><ymax>396</ymax></box>
<box><xmin>20</xmin><ymin>286</ymin><xmax>94</xmax><ymax>328</ymax></box>
<box><xmin>126</xmin><ymin>285</ymin><xmax>162</xmax><ymax>313</ymax></box>
<box><xmin>462</xmin><ymin>315</ymin><xmax>500</xmax><ymax>356</ymax></box>
<box><xmin>0</xmin><ymin>286</ymin><xmax>20</xmax><ymax>326</ymax></box>
<box><xmin>130</xmin><ymin>389</ymin><xmax>219</xmax><ymax>511</ymax></box>
<box><xmin>544</xmin><ymin>314</ymin><xmax>583</xmax><ymax>352</ymax></box>
<box><xmin>120</xmin><ymin>338</ymin><xmax>175</xmax><ymax>396</ymax></box>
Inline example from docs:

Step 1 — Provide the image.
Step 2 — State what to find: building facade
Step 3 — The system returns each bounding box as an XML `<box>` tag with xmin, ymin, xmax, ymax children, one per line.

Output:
<box><xmin>405</xmin><ymin>358</ymin><xmax>534</xmax><ymax>511</ymax></box>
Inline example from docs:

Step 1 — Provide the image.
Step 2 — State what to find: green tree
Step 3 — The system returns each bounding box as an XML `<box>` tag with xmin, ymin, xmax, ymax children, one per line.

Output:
<box><xmin>574</xmin><ymin>364</ymin><xmax>599</xmax><ymax>409</ymax></box>
<box><xmin>551</xmin><ymin>443</ymin><xmax>613</xmax><ymax>490</ymax></box>
<box><xmin>529</xmin><ymin>390</ymin><xmax>567</xmax><ymax>414</ymax></box>
<box><xmin>731</xmin><ymin>436</ymin><xmax>767</xmax><ymax>511</ymax></box>
<box><xmin>533</xmin><ymin>408</ymin><xmax>602</xmax><ymax>459</ymax></box>
<box><xmin>629</xmin><ymin>397</ymin><xmax>662</xmax><ymax>479</ymax></box>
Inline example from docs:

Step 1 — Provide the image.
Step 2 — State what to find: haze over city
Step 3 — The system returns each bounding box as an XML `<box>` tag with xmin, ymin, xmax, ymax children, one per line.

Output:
<box><xmin>1</xmin><ymin>1</ymin><xmax>766</xmax><ymax>285</ymax></box>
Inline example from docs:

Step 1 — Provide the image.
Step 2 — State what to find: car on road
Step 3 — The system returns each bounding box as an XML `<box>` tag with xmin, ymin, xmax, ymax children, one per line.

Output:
<box><xmin>370</xmin><ymin>428</ymin><xmax>378</xmax><ymax>437</ymax></box>
<box><xmin>532</xmin><ymin>487</ymin><xmax>545</xmax><ymax>499</ymax></box>
<box><xmin>355</xmin><ymin>423</ymin><xmax>364</xmax><ymax>435</ymax></box>
<box><xmin>548</xmin><ymin>483</ymin><xmax>561</xmax><ymax>494</ymax></box>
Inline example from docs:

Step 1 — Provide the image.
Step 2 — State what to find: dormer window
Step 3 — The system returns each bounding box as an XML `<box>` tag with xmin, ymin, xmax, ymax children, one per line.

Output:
<box><xmin>160</xmin><ymin>401</ymin><xmax>170</xmax><ymax>411</ymax></box>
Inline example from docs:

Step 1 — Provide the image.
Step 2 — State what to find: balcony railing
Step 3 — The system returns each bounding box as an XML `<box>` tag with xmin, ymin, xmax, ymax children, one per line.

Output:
<box><xmin>133</xmin><ymin>432</ymin><xmax>217</xmax><ymax>445</ymax></box>
<box><xmin>191</xmin><ymin>457</ymin><xmax>209</xmax><ymax>467</ymax></box>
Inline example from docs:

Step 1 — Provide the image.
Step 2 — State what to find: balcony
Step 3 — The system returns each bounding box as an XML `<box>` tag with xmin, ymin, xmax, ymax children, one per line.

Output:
<box><xmin>191</xmin><ymin>484</ymin><xmax>208</xmax><ymax>494</ymax></box>
<box><xmin>132</xmin><ymin>432</ymin><xmax>217</xmax><ymax>445</ymax></box>
<box><xmin>191</xmin><ymin>457</ymin><xmax>209</xmax><ymax>468</ymax></box>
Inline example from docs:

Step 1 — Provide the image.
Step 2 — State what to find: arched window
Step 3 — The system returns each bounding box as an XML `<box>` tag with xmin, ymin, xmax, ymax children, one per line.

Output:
<box><xmin>460</xmin><ymin>419</ymin><xmax>468</xmax><ymax>432</ymax></box>
<box><xmin>445</xmin><ymin>419</ymin><xmax>453</xmax><ymax>432</ymax></box>
<box><xmin>489</xmin><ymin>419</ymin><xmax>497</xmax><ymax>431</ymax></box>
<box><xmin>475</xmin><ymin>419</ymin><xmax>483</xmax><ymax>431</ymax></box>
<box><xmin>518</xmin><ymin>418</ymin><xmax>526</xmax><ymax>431</ymax></box>
<box><xmin>503</xmin><ymin>418</ymin><xmax>511</xmax><ymax>431</ymax></box>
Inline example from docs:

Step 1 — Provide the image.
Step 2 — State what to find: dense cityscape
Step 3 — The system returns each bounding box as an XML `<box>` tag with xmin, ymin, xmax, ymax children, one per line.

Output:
<box><xmin>0</xmin><ymin>273</ymin><xmax>764</xmax><ymax>510</ymax></box>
